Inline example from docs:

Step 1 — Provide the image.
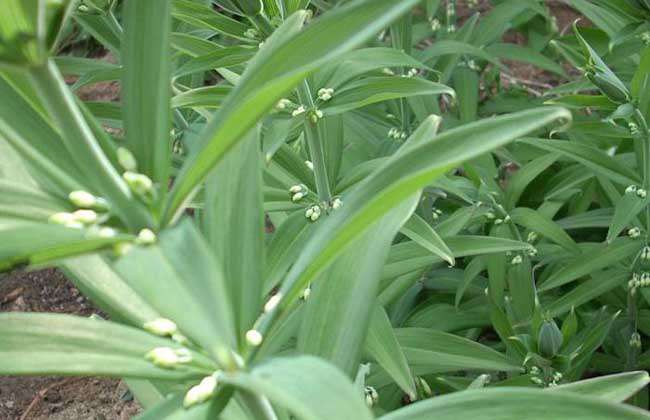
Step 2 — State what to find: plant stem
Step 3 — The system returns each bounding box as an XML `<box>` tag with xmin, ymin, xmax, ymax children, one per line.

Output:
<box><xmin>298</xmin><ymin>80</ymin><xmax>333</xmax><ymax>203</ymax></box>
<box><xmin>239</xmin><ymin>392</ymin><xmax>279</xmax><ymax>420</ymax></box>
<box><xmin>28</xmin><ymin>60</ymin><xmax>151</xmax><ymax>230</ymax></box>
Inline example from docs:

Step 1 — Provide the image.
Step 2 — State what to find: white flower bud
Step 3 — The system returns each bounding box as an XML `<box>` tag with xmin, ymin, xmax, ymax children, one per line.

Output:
<box><xmin>305</xmin><ymin>160</ymin><xmax>314</xmax><ymax>170</ymax></box>
<box><xmin>527</xmin><ymin>231</ymin><xmax>538</xmax><ymax>243</ymax></box>
<box><xmin>264</xmin><ymin>293</ymin><xmax>282</xmax><ymax>313</ymax></box>
<box><xmin>246</xmin><ymin>329</ymin><xmax>263</xmax><ymax>347</ymax></box>
<box><xmin>511</xmin><ymin>255</ymin><xmax>523</xmax><ymax>265</ymax></box>
<box><xmin>145</xmin><ymin>347</ymin><xmax>179</xmax><ymax>368</ymax></box>
<box><xmin>49</xmin><ymin>212</ymin><xmax>76</xmax><ymax>226</ymax></box>
<box><xmin>123</xmin><ymin>171</ymin><xmax>153</xmax><ymax>195</ymax></box>
<box><xmin>69</xmin><ymin>190</ymin><xmax>97</xmax><ymax>208</ymax></box>
<box><xmin>117</xmin><ymin>147</ymin><xmax>137</xmax><ymax>171</ymax></box>
<box><xmin>276</xmin><ymin>99</ymin><xmax>292</xmax><ymax>110</ymax></box>
<box><xmin>494</xmin><ymin>218</ymin><xmax>503</xmax><ymax>225</ymax></box>
<box><xmin>301</xmin><ymin>286</ymin><xmax>311</xmax><ymax>300</ymax></box>
<box><xmin>317</xmin><ymin>88</ymin><xmax>334</xmax><ymax>101</ymax></box>
<box><xmin>144</xmin><ymin>318</ymin><xmax>177</xmax><ymax>336</ymax></box>
<box><xmin>382</xmin><ymin>67</ymin><xmax>395</xmax><ymax>76</ymax></box>
<box><xmin>292</xmin><ymin>105</ymin><xmax>306</xmax><ymax>117</ymax></box>
<box><xmin>289</xmin><ymin>184</ymin><xmax>303</xmax><ymax>194</ymax></box>
<box><xmin>628</xmin><ymin>227</ymin><xmax>642</xmax><ymax>238</ymax></box>
<box><xmin>292</xmin><ymin>192</ymin><xmax>306</xmax><ymax>202</ymax></box>
<box><xmin>73</xmin><ymin>209</ymin><xmax>98</xmax><ymax>224</ymax></box>
<box><xmin>638</xmin><ymin>189</ymin><xmax>647</xmax><ymax>199</ymax></box>
<box><xmin>364</xmin><ymin>386</ymin><xmax>378</xmax><ymax>407</ymax></box>
<box><xmin>332</xmin><ymin>198</ymin><xmax>342</xmax><ymax>209</ymax></box>
<box><xmin>184</xmin><ymin>375</ymin><xmax>219</xmax><ymax>408</ymax></box>
<box><xmin>626</xmin><ymin>185</ymin><xmax>638</xmax><ymax>194</ymax></box>
<box><xmin>136</xmin><ymin>228</ymin><xmax>156</xmax><ymax>245</ymax></box>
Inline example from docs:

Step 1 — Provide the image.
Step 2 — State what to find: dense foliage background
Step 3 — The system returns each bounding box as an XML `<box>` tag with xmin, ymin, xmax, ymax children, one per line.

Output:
<box><xmin>2</xmin><ymin>0</ymin><xmax>650</xmax><ymax>419</ymax></box>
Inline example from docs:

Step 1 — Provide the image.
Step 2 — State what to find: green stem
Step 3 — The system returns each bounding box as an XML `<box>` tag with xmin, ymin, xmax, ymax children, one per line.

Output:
<box><xmin>625</xmin><ymin>290</ymin><xmax>639</xmax><ymax>371</ymax></box>
<box><xmin>239</xmin><ymin>392</ymin><xmax>278</xmax><ymax>420</ymax></box>
<box><xmin>298</xmin><ymin>80</ymin><xmax>332</xmax><ymax>203</ymax></box>
<box><xmin>28</xmin><ymin>60</ymin><xmax>151</xmax><ymax>230</ymax></box>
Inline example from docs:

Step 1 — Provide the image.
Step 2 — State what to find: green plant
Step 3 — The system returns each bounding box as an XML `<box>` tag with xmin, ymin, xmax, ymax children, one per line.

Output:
<box><xmin>1</xmin><ymin>0</ymin><xmax>650</xmax><ymax>419</ymax></box>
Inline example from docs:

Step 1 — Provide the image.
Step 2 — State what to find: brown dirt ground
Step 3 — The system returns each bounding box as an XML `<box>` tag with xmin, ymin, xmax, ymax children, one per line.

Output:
<box><xmin>0</xmin><ymin>269</ymin><xmax>141</xmax><ymax>420</ymax></box>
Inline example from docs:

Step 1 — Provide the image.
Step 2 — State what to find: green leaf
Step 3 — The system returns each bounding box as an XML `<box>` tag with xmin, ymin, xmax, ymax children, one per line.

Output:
<box><xmin>222</xmin><ymin>356</ymin><xmax>373</xmax><ymax>420</ymax></box>
<box><xmin>0</xmin><ymin>312</ymin><xmax>212</xmax><ymax>379</ymax></box>
<box><xmin>122</xmin><ymin>0</ymin><xmax>172</xmax><ymax>191</ymax></box>
<box><xmin>401</xmin><ymin>213</ymin><xmax>454</xmax><ymax>265</ymax></box>
<box><xmin>115</xmin><ymin>219</ymin><xmax>236</xmax><ymax>359</ymax></box>
<box><xmin>510</xmin><ymin>207</ymin><xmax>580</xmax><ymax>253</ymax></box>
<box><xmin>379</xmin><ymin>387</ymin><xmax>650</xmax><ymax>420</ymax></box>
<box><xmin>606</xmin><ymin>191</ymin><xmax>648</xmax><ymax>243</ymax></box>
<box><xmin>505</xmin><ymin>153</ymin><xmax>559</xmax><ymax>209</ymax></box>
<box><xmin>164</xmin><ymin>0</ymin><xmax>422</xmax><ymax>222</ymax></box>
<box><xmin>395</xmin><ymin>328</ymin><xmax>522</xmax><ymax>373</ymax></box>
<box><xmin>539</xmin><ymin>239</ymin><xmax>640</xmax><ymax>291</ymax></box>
<box><xmin>321</xmin><ymin>76</ymin><xmax>453</xmax><ymax>116</ymax></box>
<box><xmin>550</xmin><ymin>371</ymin><xmax>650</xmax><ymax>402</ymax></box>
<box><xmin>365</xmin><ymin>305</ymin><xmax>417</xmax><ymax>399</ymax></box>
<box><xmin>204</xmin><ymin>131</ymin><xmax>265</xmax><ymax>344</ymax></box>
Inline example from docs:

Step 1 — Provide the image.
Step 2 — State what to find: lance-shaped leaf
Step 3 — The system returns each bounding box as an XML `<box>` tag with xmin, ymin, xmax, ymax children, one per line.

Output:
<box><xmin>379</xmin><ymin>387</ymin><xmax>650</xmax><ymax>420</ymax></box>
<box><xmin>550</xmin><ymin>371</ymin><xmax>650</xmax><ymax>402</ymax></box>
<box><xmin>221</xmin><ymin>356</ymin><xmax>373</xmax><ymax>420</ymax></box>
<box><xmin>510</xmin><ymin>207</ymin><xmax>580</xmax><ymax>253</ymax></box>
<box><xmin>401</xmin><ymin>213</ymin><xmax>454</xmax><ymax>266</ymax></box>
<box><xmin>0</xmin><ymin>312</ymin><xmax>213</xmax><ymax>380</ymax></box>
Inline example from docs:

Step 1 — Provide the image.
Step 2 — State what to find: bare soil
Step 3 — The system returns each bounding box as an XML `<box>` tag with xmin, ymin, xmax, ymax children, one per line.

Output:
<box><xmin>0</xmin><ymin>269</ymin><xmax>140</xmax><ymax>420</ymax></box>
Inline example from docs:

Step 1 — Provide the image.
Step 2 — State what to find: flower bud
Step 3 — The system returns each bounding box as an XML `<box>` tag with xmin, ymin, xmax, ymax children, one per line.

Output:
<box><xmin>136</xmin><ymin>228</ymin><xmax>156</xmax><ymax>245</ymax></box>
<box><xmin>585</xmin><ymin>68</ymin><xmax>630</xmax><ymax>104</ymax></box>
<box><xmin>96</xmin><ymin>227</ymin><xmax>117</xmax><ymax>238</ymax></box>
<box><xmin>332</xmin><ymin>198</ymin><xmax>342</xmax><ymax>209</ymax></box>
<box><xmin>305</xmin><ymin>160</ymin><xmax>314</xmax><ymax>171</ymax></box>
<box><xmin>638</xmin><ymin>189</ymin><xmax>647</xmax><ymax>199</ymax></box>
<box><xmin>246</xmin><ymin>329</ymin><xmax>263</xmax><ymax>346</ymax></box>
<box><xmin>113</xmin><ymin>241</ymin><xmax>133</xmax><ymax>256</ymax></box>
<box><xmin>49</xmin><ymin>212</ymin><xmax>76</xmax><ymax>226</ymax></box>
<box><xmin>184</xmin><ymin>375</ymin><xmax>219</xmax><ymax>408</ymax></box>
<box><xmin>73</xmin><ymin>209</ymin><xmax>98</xmax><ymax>224</ymax></box>
<box><xmin>117</xmin><ymin>147</ymin><xmax>137</xmax><ymax>172</ymax></box>
<box><xmin>510</xmin><ymin>255</ymin><xmax>523</xmax><ymax>265</ymax></box>
<box><xmin>145</xmin><ymin>347</ymin><xmax>180</xmax><ymax>368</ymax></box>
<box><xmin>289</xmin><ymin>184</ymin><xmax>303</xmax><ymax>194</ymax></box>
<box><xmin>292</xmin><ymin>192</ymin><xmax>306</xmax><ymax>202</ymax></box>
<box><xmin>625</xmin><ymin>185</ymin><xmax>638</xmax><ymax>194</ymax></box>
<box><xmin>276</xmin><ymin>98</ymin><xmax>292</xmax><ymax>110</ymax></box>
<box><xmin>538</xmin><ymin>319</ymin><xmax>563</xmax><ymax>358</ymax></box>
<box><xmin>317</xmin><ymin>88</ymin><xmax>334</xmax><ymax>101</ymax></box>
<box><xmin>628</xmin><ymin>227</ymin><xmax>642</xmax><ymax>238</ymax></box>
<box><xmin>292</xmin><ymin>106</ymin><xmax>306</xmax><ymax>117</ymax></box>
<box><xmin>264</xmin><ymin>293</ymin><xmax>282</xmax><ymax>313</ymax></box>
<box><xmin>123</xmin><ymin>171</ymin><xmax>153</xmax><ymax>195</ymax></box>
<box><xmin>364</xmin><ymin>386</ymin><xmax>378</xmax><ymax>407</ymax></box>
<box><xmin>144</xmin><ymin>318</ymin><xmax>177</xmax><ymax>337</ymax></box>
<box><xmin>301</xmin><ymin>286</ymin><xmax>311</xmax><ymax>300</ymax></box>
<box><xmin>69</xmin><ymin>190</ymin><xmax>97</xmax><ymax>208</ymax></box>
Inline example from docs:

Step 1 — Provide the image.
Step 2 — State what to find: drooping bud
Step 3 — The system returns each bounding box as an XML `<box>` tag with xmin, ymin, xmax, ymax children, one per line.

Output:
<box><xmin>317</xmin><ymin>88</ymin><xmax>334</xmax><ymax>101</ymax></box>
<box><xmin>276</xmin><ymin>98</ymin><xmax>292</xmax><ymax>110</ymax></box>
<box><xmin>184</xmin><ymin>374</ymin><xmax>219</xmax><ymax>408</ymax></box>
<box><xmin>527</xmin><ymin>231</ymin><xmax>538</xmax><ymax>243</ymax></box>
<box><xmin>123</xmin><ymin>171</ymin><xmax>153</xmax><ymax>195</ymax></box>
<box><xmin>145</xmin><ymin>347</ymin><xmax>180</xmax><ymax>368</ymax></box>
<box><xmin>144</xmin><ymin>318</ymin><xmax>178</xmax><ymax>337</ymax></box>
<box><xmin>49</xmin><ymin>212</ymin><xmax>78</xmax><ymax>227</ymax></box>
<box><xmin>292</xmin><ymin>192</ymin><xmax>306</xmax><ymax>202</ymax></box>
<box><xmin>625</xmin><ymin>185</ymin><xmax>638</xmax><ymax>194</ymax></box>
<box><xmin>301</xmin><ymin>286</ymin><xmax>311</xmax><ymax>300</ymax></box>
<box><xmin>510</xmin><ymin>255</ymin><xmax>523</xmax><ymax>265</ymax></box>
<box><xmin>628</xmin><ymin>227</ymin><xmax>642</xmax><ymax>238</ymax></box>
<box><xmin>292</xmin><ymin>105</ymin><xmax>306</xmax><ymax>117</ymax></box>
<box><xmin>332</xmin><ymin>198</ymin><xmax>343</xmax><ymax>209</ymax></box>
<box><xmin>638</xmin><ymin>189</ymin><xmax>647</xmax><ymax>199</ymax></box>
<box><xmin>305</xmin><ymin>160</ymin><xmax>314</xmax><ymax>171</ymax></box>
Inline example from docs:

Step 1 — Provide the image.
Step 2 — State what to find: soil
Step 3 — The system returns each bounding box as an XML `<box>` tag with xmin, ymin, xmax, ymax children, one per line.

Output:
<box><xmin>0</xmin><ymin>269</ymin><xmax>141</xmax><ymax>420</ymax></box>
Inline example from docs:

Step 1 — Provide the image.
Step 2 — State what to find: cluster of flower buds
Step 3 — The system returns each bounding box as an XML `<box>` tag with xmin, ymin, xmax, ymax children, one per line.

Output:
<box><xmin>527</xmin><ymin>231</ymin><xmax>539</xmax><ymax>243</ymax></box>
<box><xmin>630</xmin><ymin>332</ymin><xmax>642</xmax><ymax>349</ymax></box>
<box><xmin>305</xmin><ymin>205</ymin><xmax>322</xmax><ymax>222</ymax></box>
<box><xmin>642</xmin><ymin>32</ymin><xmax>650</xmax><ymax>46</ymax></box>
<box><xmin>364</xmin><ymin>386</ymin><xmax>379</xmax><ymax>408</ymax></box>
<box><xmin>184</xmin><ymin>373</ymin><xmax>221</xmax><ymax>408</ymax></box>
<box><xmin>275</xmin><ymin>98</ymin><xmax>293</xmax><ymax>111</ymax></box>
<box><xmin>430</xmin><ymin>18</ymin><xmax>441</xmax><ymax>31</ymax></box>
<box><xmin>292</xmin><ymin>105</ymin><xmax>306</xmax><ymax>117</ymax></box>
<box><xmin>145</xmin><ymin>346</ymin><xmax>192</xmax><ymax>368</ymax></box>
<box><xmin>629</xmin><ymin>122</ymin><xmax>640</xmax><ymax>136</ymax></box>
<box><xmin>289</xmin><ymin>184</ymin><xmax>308</xmax><ymax>202</ymax></box>
<box><xmin>510</xmin><ymin>255</ymin><xmax>523</xmax><ymax>265</ymax></box>
<box><xmin>331</xmin><ymin>198</ymin><xmax>343</xmax><ymax>210</ymax></box>
<box><xmin>431</xmin><ymin>207</ymin><xmax>443</xmax><ymax>220</ymax></box>
<box><xmin>402</xmin><ymin>68</ymin><xmax>419</xmax><ymax>78</ymax></box>
<box><xmin>628</xmin><ymin>227</ymin><xmax>642</xmax><ymax>239</ymax></box>
<box><xmin>49</xmin><ymin>209</ymin><xmax>102</xmax><ymax>229</ymax></box>
<box><xmin>318</xmin><ymin>88</ymin><xmax>334</xmax><ymax>101</ymax></box>
<box><xmin>625</xmin><ymin>185</ymin><xmax>647</xmax><ymax>198</ymax></box>
<box><xmin>629</xmin><ymin>273</ymin><xmax>650</xmax><ymax>290</ymax></box>
<box><xmin>526</xmin><ymin>247</ymin><xmax>538</xmax><ymax>257</ymax></box>
<box><xmin>495</xmin><ymin>215</ymin><xmax>511</xmax><ymax>225</ymax></box>
<box><xmin>388</xmin><ymin>128</ymin><xmax>408</xmax><ymax>140</ymax></box>
<box><xmin>529</xmin><ymin>366</ymin><xmax>563</xmax><ymax>387</ymax></box>
<box><xmin>117</xmin><ymin>147</ymin><xmax>155</xmax><ymax>200</ymax></box>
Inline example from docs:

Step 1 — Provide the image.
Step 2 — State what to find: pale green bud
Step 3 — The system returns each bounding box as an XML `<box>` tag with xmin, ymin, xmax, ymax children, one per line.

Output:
<box><xmin>136</xmin><ymin>228</ymin><xmax>157</xmax><ymax>245</ymax></box>
<box><xmin>69</xmin><ymin>190</ymin><xmax>97</xmax><ymax>208</ymax></box>
<box><xmin>245</xmin><ymin>329</ymin><xmax>263</xmax><ymax>346</ymax></box>
<box><xmin>117</xmin><ymin>147</ymin><xmax>137</xmax><ymax>171</ymax></box>
<box><xmin>628</xmin><ymin>227</ymin><xmax>642</xmax><ymax>238</ymax></box>
<box><xmin>145</xmin><ymin>347</ymin><xmax>180</xmax><ymax>368</ymax></box>
<box><xmin>292</xmin><ymin>105</ymin><xmax>306</xmax><ymax>117</ymax></box>
<box><xmin>264</xmin><ymin>293</ymin><xmax>282</xmax><ymax>313</ymax></box>
<box><xmin>144</xmin><ymin>318</ymin><xmax>177</xmax><ymax>337</ymax></box>
<box><xmin>73</xmin><ymin>209</ymin><xmax>98</xmax><ymax>224</ymax></box>
<box><xmin>305</xmin><ymin>160</ymin><xmax>314</xmax><ymax>170</ymax></box>
<box><xmin>123</xmin><ymin>171</ymin><xmax>153</xmax><ymax>195</ymax></box>
<box><xmin>184</xmin><ymin>375</ymin><xmax>219</xmax><ymax>408</ymax></box>
<box><xmin>364</xmin><ymin>386</ymin><xmax>378</xmax><ymax>407</ymax></box>
<box><xmin>332</xmin><ymin>198</ymin><xmax>343</xmax><ymax>209</ymax></box>
<box><xmin>113</xmin><ymin>241</ymin><xmax>133</xmax><ymax>256</ymax></box>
